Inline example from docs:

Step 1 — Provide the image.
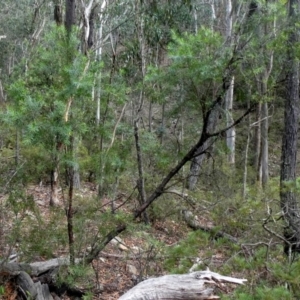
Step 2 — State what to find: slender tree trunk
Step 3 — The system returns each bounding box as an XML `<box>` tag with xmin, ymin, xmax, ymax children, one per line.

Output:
<box><xmin>253</xmin><ymin>102</ymin><xmax>261</xmax><ymax>171</ymax></box>
<box><xmin>134</xmin><ymin>119</ymin><xmax>149</xmax><ymax>224</ymax></box>
<box><xmin>193</xmin><ymin>4</ymin><xmax>198</xmax><ymax>34</ymax></box>
<box><xmin>15</xmin><ymin>130</ymin><xmax>20</xmax><ymax>167</ymax></box>
<box><xmin>131</xmin><ymin>0</ymin><xmax>149</xmax><ymax>223</ymax></box>
<box><xmin>160</xmin><ymin>103</ymin><xmax>165</xmax><ymax>145</ymax></box>
<box><xmin>94</xmin><ymin>1</ymin><xmax>107</xmax><ymax>196</ymax></box>
<box><xmin>67</xmin><ymin>146</ymin><xmax>75</xmax><ymax>265</ymax></box>
<box><xmin>260</xmin><ymin>99</ymin><xmax>268</xmax><ymax>188</ymax></box>
<box><xmin>148</xmin><ymin>101</ymin><xmax>152</xmax><ymax>132</ymax></box>
<box><xmin>50</xmin><ymin>139</ymin><xmax>62</xmax><ymax>206</ymax></box>
<box><xmin>65</xmin><ymin>0</ymin><xmax>76</xmax><ymax>264</ymax></box>
<box><xmin>243</xmin><ymin>124</ymin><xmax>251</xmax><ymax>200</ymax></box>
<box><xmin>225</xmin><ymin>76</ymin><xmax>235</xmax><ymax>164</ymax></box>
<box><xmin>280</xmin><ymin>0</ymin><xmax>300</xmax><ymax>256</ymax></box>
<box><xmin>257</xmin><ymin>7</ymin><xmax>274</xmax><ymax>188</ymax></box>
<box><xmin>50</xmin><ymin>168</ymin><xmax>60</xmax><ymax>206</ymax></box>
<box><xmin>225</xmin><ymin>0</ymin><xmax>235</xmax><ymax>164</ymax></box>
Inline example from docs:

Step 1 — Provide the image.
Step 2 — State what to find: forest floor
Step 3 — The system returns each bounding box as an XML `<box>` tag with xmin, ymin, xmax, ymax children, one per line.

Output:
<box><xmin>0</xmin><ymin>183</ymin><xmax>233</xmax><ymax>300</ymax></box>
<box><xmin>0</xmin><ymin>184</ymin><xmax>189</xmax><ymax>300</ymax></box>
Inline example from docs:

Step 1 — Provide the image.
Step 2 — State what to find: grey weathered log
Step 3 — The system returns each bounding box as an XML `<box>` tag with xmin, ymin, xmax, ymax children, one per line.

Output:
<box><xmin>0</xmin><ymin>262</ymin><xmax>32</xmax><ymax>275</ymax></box>
<box><xmin>35</xmin><ymin>281</ymin><xmax>54</xmax><ymax>300</ymax></box>
<box><xmin>1</xmin><ymin>258</ymin><xmax>84</xmax><ymax>300</ymax></box>
<box><xmin>119</xmin><ymin>270</ymin><xmax>247</xmax><ymax>300</ymax></box>
<box><xmin>17</xmin><ymin>271</ymin><xmax>38</xmax><ymax>299</ymax></box>
<box><xmin>0</xmin><ymin>257</ymin><xmax>82</xmax><ymax>277</ymax></box>
<box><xmin>15</xmin><ymin>271</ymin><xmax>54</xmax><ymax>300</ymax></box>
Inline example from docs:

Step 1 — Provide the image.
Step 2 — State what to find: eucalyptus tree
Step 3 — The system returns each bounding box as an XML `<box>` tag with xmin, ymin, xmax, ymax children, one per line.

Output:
<box><xmin>83</xmin><ymin>27</ymin><xmax>256</xmax><ymax>264</ymax></box>
<box><xmin>244</xmin><ymin>0</ymin><xmax>276</xmax><ymax>188</ymax></box>
<box><xmin>224</xmin><ymin>0</ymin><xmax>235</xmax><ymax>165</ymax></box>
<box><xmin>280</xmin><ymin>0</ymin><xmax>300</xmax><ymax>257</ymax></box>
<box><xmin>187</xmin><ymin>0</ymin><xmax>236</xmax><ymax>190</ymax></box>
<box><xmin>256</xmin><ymin>2</ymin><xmax>276</xmax><ymax>188</ymax></box>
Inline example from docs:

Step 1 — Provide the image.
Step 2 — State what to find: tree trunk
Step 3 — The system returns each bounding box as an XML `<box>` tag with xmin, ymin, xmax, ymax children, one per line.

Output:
<box><xmin>257</xmin><ymin>5</ymin><xmax>274</xmax><ymax>188</ymax></box>
<box><xmin>65</xmin><ymin>0</ymin><xmax>76</xmax><ymax>33</ymax></box>
<box><xmin>134</xmin><ymin>118</ymin><xmax>149</xmax><ymax>224</ymax></box>
<box><xmin>260</xmin><ymin>100</ymin><xmax>268</xmax><ymax>188</ymax></box>
<box><xmin>187</xmin><ymin>105</ymin><xmax>219</xmax><ymax>190</ymax></box>
<box><xmin>225</xmin><ymin>76</ymin><xmax>235</xmax><ymax>164</ymax></box>
<box><xmin>80</xmin><ymin>0</ymin><xmax>95</xmax><ymax>55</ymax></box>
<box><xmin>253</xmin><ymin>102</ymin><xmax>261</xmax><ymax>171</ymax></box>
<box><xmin>50</xmin><ymin>168</ymin><xmax>60</xmax><ymax>206</ymax></box>
<box><xmin>280</xmin><ymin>0</ymin><xmax>300</xmax><ymax>256</ymax></box>
<box><xmin>54</xmin><ymin>0</ymin><xmax>63</xmax><ymax>26</ymax></box>
<box><xmin>225</xmin><ymin>0</ymin><xmax>235</xmax><ymax>165</ymax></box>
<box><xmin>67</xmin><ymin>162</ymin><xmax>75</xmax><ymax>264</ymax></box>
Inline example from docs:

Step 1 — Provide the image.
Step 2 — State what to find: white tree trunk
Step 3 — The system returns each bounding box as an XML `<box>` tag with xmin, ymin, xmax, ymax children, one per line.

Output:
<box><xmin>50</xmin><ymin>168</ymin><xmax>60</xmax><ymax>206</ymax></box>
<box><xmin>225</xmin><ymin>76</ymin><xmax>235</xmax><ymax>164</ymax></box>
<box><xmin>95</xmin><ymin>0</ymin><xmax>107</xmax><ymax>126</ymax></box>
<box><xmin>259</xmin><ymin>15</ymin><xmax>274</xmax><ymax>188</ymax></box>
<box><xmin>225</xmin><ymin>0</ymin><xmax>235</xmax><ymax>164</ymax></box>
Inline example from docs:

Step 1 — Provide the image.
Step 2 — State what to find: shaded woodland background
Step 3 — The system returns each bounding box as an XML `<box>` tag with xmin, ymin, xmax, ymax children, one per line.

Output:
<box><xmin>1</xmin><ymin>0</ymin><xmax>300</xmax><ymax>299</ymax></box>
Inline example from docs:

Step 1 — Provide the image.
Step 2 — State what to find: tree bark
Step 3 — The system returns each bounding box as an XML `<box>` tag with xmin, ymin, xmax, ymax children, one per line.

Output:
<box><xmin>54</xmin><ymin>0</ymin><xmax>63</xmax><ymax>26</ymax></box>
<box><xmin>65</xmin><ymin>0</ymin><xmax>76</xmax><ymax>33</ymax></box>
<box><xmin>280</xmin><ymin>0</ymin><xmax>300</xmax><ymax>255</ymax></box>
<box><xmin>80</xmin><ymin>0</ymin><xmax>95</xmax><ymax>54</ymax></box>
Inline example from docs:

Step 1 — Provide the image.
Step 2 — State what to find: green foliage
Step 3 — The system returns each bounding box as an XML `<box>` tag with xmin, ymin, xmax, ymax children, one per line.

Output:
<box><xmin>270</xmin><ymin>259</ymin><xmax>300</xmax><ymax>298</ymax></box>
<box><xmin>0</xmin><ymin>285</ymin><xmax>4</xmax><ymax>296</ymax></box>
<box><xmin>0</xmin><ymin>1</ymin><xmax>298</xmax><ymax>298</ymax></box>
<box><xmin>147</xmin><ymin>28</ymin><xmax>230</xmax><ymax>105</ymax></box>
<box><xmin>222</xmin><ymin>285</ymin><xmax>293</xmax><ymax>300</ymax></box>
<box><xmin>149</xmin><ymin>195</ymin><xmax>178</xmax><ymax>222</ymax></box>
<box><xmin>164</xmin><ymin>230</ymin><xmax>209</xmax><ymax>274</ymax></box>
<box><xmin>3</xmin><ymin>188</ymin><xmax>68</xmax><ymax>261</ymax></box>
<box><xmin>5</xmin><ymin>25</ymin><xmax>93</xmax><ymax>162</ymax></box>
<box><xmin>82</xmin><ymin>291</ymin><xmax>94</xmax><ymax>300</ymax></box>
<box><xmin>57</xmin><ymin>264</ymin><xmax>94</xmax><ymax>289</ymax></box>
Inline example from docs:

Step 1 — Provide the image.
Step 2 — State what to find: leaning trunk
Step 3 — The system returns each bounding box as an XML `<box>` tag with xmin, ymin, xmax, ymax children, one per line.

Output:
<box><xmin>187</xmin><ymin>106</ymin><xmax>219</xmax><ymax>190</ymax></box>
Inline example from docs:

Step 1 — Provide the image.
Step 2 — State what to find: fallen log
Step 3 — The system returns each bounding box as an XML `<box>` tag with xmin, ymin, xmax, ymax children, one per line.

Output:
<box><xmin>0</xmin><ymin>257</ymin><xmax>82</xmax><ymax>276</ymax></box>
<box><xmin>17</xmin><ymin>271</ymin><xmax>53</xmax><ymax>300</ymax></box>
<box><xmin>119</xmin><ymin>269</ymin><xmax>247</xmax><ymax>300</ymax></box>
<box><xmin>0</xmin><ymin>258</ymin><xmax>84</xmax><ymax>300</ymax></box>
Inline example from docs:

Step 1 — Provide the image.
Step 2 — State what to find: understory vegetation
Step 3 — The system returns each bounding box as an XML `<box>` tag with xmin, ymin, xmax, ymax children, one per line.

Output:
<box><xmin>1</xmin><ymin>0</ymin><xmax>300</xmax><ymax>299</ymax></box>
